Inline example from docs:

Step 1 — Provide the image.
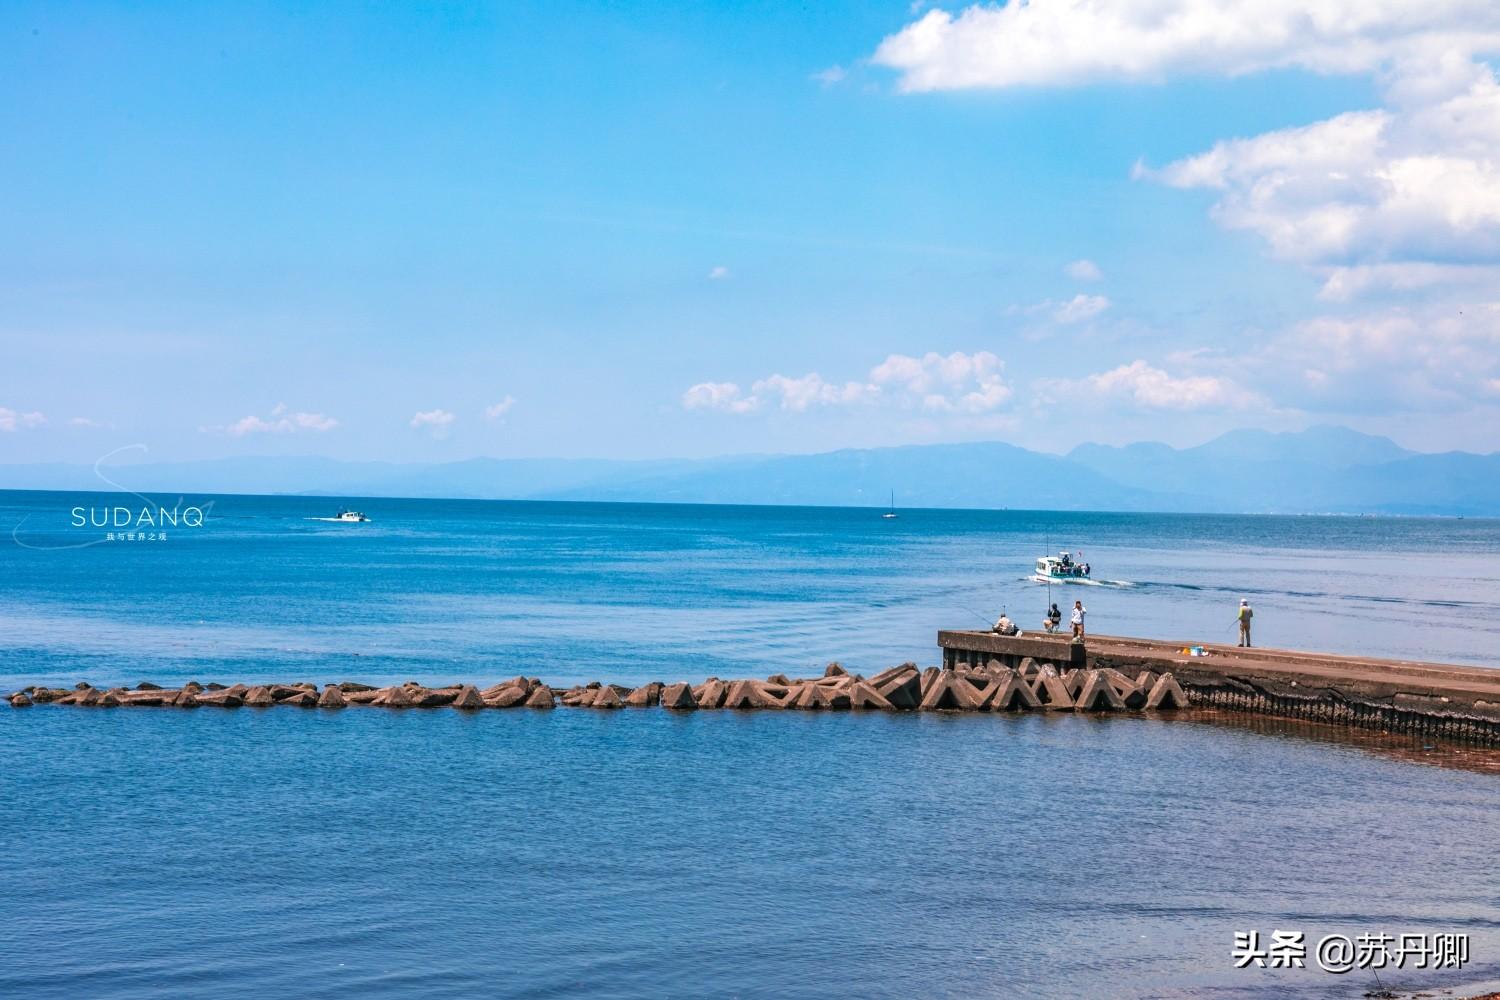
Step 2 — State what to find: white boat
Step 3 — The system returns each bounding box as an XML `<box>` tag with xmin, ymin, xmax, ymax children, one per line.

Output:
<box><xmin>881</xmin><ymin>490</ymin><xmax>899</xmax><ymax>519</ymax></box>
<box><xmin>333</xmin><ymin>508</ymin><xmax>369</xmax><ymax>522</ymax></box>
<box><xmin>1031</xmin><ymin>551</ymin><xmax>1090</xmax><ymax>583</ymax></box>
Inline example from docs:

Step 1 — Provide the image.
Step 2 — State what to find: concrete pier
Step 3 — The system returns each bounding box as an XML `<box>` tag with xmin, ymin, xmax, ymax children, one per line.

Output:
<box><xmin>940</xmin><ymin>630</ymin><xmax>1500</xmax><ymax>744</ymax></box>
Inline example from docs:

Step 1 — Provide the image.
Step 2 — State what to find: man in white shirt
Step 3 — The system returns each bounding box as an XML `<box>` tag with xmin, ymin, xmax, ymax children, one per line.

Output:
<box><xmin>1070</xmin><ymin>601</ymin><xmax>1086</xmax><ymax>640</ymax></box>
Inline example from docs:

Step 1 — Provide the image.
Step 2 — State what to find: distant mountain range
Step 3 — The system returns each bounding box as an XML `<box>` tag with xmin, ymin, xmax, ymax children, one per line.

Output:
<box><xmin>3</xmin><ymin>426</ymin><xmax>1497</xmax><ymax>515</ymax></box>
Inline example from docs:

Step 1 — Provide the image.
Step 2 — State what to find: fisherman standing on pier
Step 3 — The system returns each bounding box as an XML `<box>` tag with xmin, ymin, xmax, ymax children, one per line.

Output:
<box><xmin>1237</xmin><ymin>599</ymin><xmax>1254</xmax><ymax>647</ymax></box>
<box><xmin>1070</xmin><ymin>600</ymin><xmax>1086</xmax><ymax>640</ymax></box>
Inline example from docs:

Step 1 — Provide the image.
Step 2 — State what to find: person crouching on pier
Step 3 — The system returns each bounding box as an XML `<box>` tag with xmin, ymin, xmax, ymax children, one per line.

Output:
<box><xmin>1237</xmin><ymin>599</ymin><xmax>1253</xmax><ymax>647</ymax></box>
<box><xmin>1043</xmin><ymin>603</ymin><xmax>1061</xmax><ymax>632</ymax></box>
<box><xmin>993</xmin><ymin>612</ymin><xmax>1020</xmax><ymax>637</ymax></box>
<box><xmin>1070</xmin><ymin>601</ymin><xmax>1086</xmax><ymax>640</ymax></box>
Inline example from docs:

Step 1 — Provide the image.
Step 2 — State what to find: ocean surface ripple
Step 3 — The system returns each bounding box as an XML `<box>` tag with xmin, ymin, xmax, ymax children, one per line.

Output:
<box><xmin>2</xmin><ymin>493</ymin><xmax>1498</xmax><ymax>998</ymax></box>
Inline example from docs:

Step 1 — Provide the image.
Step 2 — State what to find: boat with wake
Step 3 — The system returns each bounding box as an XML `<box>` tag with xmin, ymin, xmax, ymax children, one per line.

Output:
<box><xmin>308</xmin><ymin>508</ymin><xmax>371</xmax><ymax>523</ymax></box>
<box><xmin>1030</xmin><ymin>551</ymin><xmax>1091</xmax><ymax>584</ymax></box>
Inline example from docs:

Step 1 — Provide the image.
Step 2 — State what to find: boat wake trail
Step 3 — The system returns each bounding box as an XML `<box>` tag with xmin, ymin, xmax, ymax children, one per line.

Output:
<box><xmin>1024</xmin><ymin>576</ymin><xmax>1134</xmax><ymax>589</ymax></box>
<box><xmin>1134</xmin><ymin>579</ymin><xmax>1492</xmax><ymax>610</ymax></box>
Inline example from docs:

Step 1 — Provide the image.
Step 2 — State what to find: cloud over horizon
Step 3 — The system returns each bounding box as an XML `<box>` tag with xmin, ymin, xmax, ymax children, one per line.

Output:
<box><xmin>206</xmin><ymin>404</ymin><xmax>338</xmax><ymax>437</ymax></box>
<box><xmin>1247</xmin><ymin>304</ymin><xmax>1500</xmax><ymax>413</ymax></box>
<box><xmin>1039</xmin><ymin>360</ymin><xmax>1260</xmax><ymax>412</ymax></box>
<box><xmin>410</xmin><ymin>409</ymin><xmax>457</xmax><ymax>437</ymax></box>
<box><xmin>0</xmin><ymin>408</ymin><xmax>47</xmax><ymax>432</ymax></box>
<box><xmin>683</xmin><ymin>351</ymin><xmax>1013</xmax><ymax>417</ymax></box>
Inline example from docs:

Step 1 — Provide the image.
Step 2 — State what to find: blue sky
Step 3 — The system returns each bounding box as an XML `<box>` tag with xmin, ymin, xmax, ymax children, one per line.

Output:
<box><xmin>3</xmin><ymin>1</ymin><xmax>1498</xmax><ymax>464</ymax></box>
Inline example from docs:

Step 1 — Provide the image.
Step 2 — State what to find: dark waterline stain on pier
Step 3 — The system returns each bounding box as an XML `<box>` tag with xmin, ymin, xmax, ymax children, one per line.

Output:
<box><xmin>1174</xmin><ymin>708</ymin><xmax>1500</xmax><ymax>776</ymax></box>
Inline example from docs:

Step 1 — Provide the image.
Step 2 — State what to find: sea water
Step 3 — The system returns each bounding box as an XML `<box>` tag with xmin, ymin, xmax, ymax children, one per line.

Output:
<box><xmin>2</xmin><ymin>491</ymin><xmax>1498</xmax><ymax>998</ymax></box>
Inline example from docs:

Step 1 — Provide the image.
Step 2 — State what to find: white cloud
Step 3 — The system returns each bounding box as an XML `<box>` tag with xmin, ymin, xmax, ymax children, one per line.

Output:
<box><xmin>1064</xmin><ymin>259</ymin><xmax>1103</xmax><ymax>281</ymax></box>
<box><xmin>873</xmin><ymin>3</ymin><xmax>1500</xmax><ymax>286</ymax></box>
<box><xmin>226</xmin><ymin>416</ymin><xmax>276</xmax><ymax>435</ymax></box>
<box><xmin>751</xmin><ymin>373</ymin><xmax>880</xmax><ymax>411</ymax></box>
<box><xmin>1042</xmin><ymin>361</ymin><xmax>1259</xmax><ymax>411</ymax></box>
<box><xmin>1009</xmin><ymin>293</ymin><xmax>1112</xmax><ymax>324</ymax></box>
<box><xmin>1053</xmin><ymin>293</ymin><xmax>1110</xmax><ymax>323</ymax></box>
<box><xmin>1076</xmin><ymin>6</ymin><xmax>1500</xmax><ymax>299</ymax></box>
<box><xmin>872</xmin><ymin>2</ymin><xmax>1500</xmax><ymax>93</ymax></box>
<box><xmin>1143</xmin><ymin>70</ymin><xmax>1500</xmax><ymax>271</ymax></box>
<box><xmin>683</xmin><ymin>382</ymin><xmax>759</xmax><ymax>414</ymax></box>
<box><xmin>684</xmin><ymin>350</ymin><xmax>1012</xmax><ymax>417</ymax></box>
<box><xmin>811</xmin><ymin>65</ymin><xmax>847</xmax><ymax>86</ymax></box>
<box><xmin>683</xmin><ymin>375</ymin><xmax>876</xmax><ymax>414</ymax></box>
<box><xmin>484</xmin><ymin>396</ymin><xmax>517</xmax><ymax>420</ymax></box>
<box><xmin>1246</xmin><ymin>303</ymin><xmax>1500</xmax><ymax>411</ymax></box>
<box><xmin>864</xmin><ymin>1</ymin><xmax>1500</xmax><ymax>430</ymax></box>
<box><xmin>296</xmin><ymin>414</ymin><xmax>338</xmax><ymax>432</ymax></box>
<box><xmin>708</xmin><ymin>265</ymin><xmax>730</xmax><ymax>280</ymax></box>
<box><xmin>869</xmin><ymin>350</ymin><xmax>1011</xmax><ymax>412</ymax></box>
<box><xmin>67</xmin><ymin>416</ymin><xmax>105</xmax><ymax>428</ymax></box>
<box><xmin>1316</xmin><ymin>262</ymin><xmax>1500</xmax><ymax>301</ymax></box>
<box><xmin>409</xmin><ymin>409</ymin><xmax>457</xmax><ymax>435</ymax></box>
<box><xmin>228</xmin><ymin>413</ymin><xmax>338</xmax><ymax>435</ymax></box>
<box><xmin>0</xmin><ymin>408</ymin><xmax>46</xmax><ymax>432</ymax></box>
<box><xmin>1130</xmin><ymin>302</ymin><xmax>1500</xmax><ymax>414</ymax></box>
<box><xmin>213</xmin><ymin>404</ymin><xmax>338</xmax><ymax>436</ymax></box>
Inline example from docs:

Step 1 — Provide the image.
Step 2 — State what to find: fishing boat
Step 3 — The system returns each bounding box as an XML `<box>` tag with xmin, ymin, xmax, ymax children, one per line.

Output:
<box><xmin>881</xmin><ymin>490</ymin><xmax>898</xmax><ymax>519</ymax></box>
<box><xmin>333</xmin><ymin>508</ymin><xmax>370</xmax><ymax>523</ymax></box>
<box><xmin>1031</xmin><ymin>551</ymin><xmax>1089</xmax><ymax>583</ymax></box>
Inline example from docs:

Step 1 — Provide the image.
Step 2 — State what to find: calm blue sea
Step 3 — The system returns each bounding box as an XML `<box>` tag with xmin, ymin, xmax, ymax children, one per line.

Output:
<box><xmin>2</xmin><ymin>490</ymin><xmax>1499</xmax><ymax>998</ymax></box>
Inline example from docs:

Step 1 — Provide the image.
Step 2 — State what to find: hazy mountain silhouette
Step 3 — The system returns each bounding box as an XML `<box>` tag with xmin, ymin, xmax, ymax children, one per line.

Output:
<box><xmin>3</xmin><ymin>425</ymin><xmax>1495</xmax><ymax>515</ymax></box>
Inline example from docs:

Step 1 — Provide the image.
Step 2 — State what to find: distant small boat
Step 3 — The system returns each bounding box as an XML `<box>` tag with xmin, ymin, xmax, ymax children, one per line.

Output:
<box><xmin>333</xmin><ymin>508</ymin><xmax>369</xmax><ymax>523</ymax></box>
<box><xmin>881</xmin><ymin>490</ymin><xmax>899</xmax><ymax>519</ymax></box>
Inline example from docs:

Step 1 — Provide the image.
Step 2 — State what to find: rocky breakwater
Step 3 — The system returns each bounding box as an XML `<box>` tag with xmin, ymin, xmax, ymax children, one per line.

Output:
<box><xmin>7</xmin><ymin>661</ymin><xmax>1189</xmax><ymax>716</ymax></box>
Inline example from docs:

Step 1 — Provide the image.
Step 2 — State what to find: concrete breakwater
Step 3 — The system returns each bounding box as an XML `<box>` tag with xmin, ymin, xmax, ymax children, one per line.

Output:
<box><xmin>942</xmin><ymin>631</ymin><xmax>1500</xmax><ymax>745</ymax></box>
<box><xmin>17</xmin><ymin>630</ymin><xmax>1497</xmax><ymax>745</ymax></box>
<box><xmin>6</xmin><ymin>661</ymin><xmax>1190</xmax><ymax>715</ymax></box>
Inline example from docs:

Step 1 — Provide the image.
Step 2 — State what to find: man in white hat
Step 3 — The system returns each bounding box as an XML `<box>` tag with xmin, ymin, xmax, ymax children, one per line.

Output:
<box><xmin>1236</xmin><ymin>599</ymin><xmax>1254</xmax><ymax>647</ymax></box>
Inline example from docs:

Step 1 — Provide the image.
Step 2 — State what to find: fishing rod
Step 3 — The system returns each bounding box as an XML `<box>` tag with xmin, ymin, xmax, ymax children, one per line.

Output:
<box><xmin>1045</xmin><ymin>531</ymin><xmax>1053</xmax><ymax>618</ymax></box>
<box><xmin>958</xmin><ymin>603</ymin><xmax>997</xmax><ymax>629</ymax></box>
